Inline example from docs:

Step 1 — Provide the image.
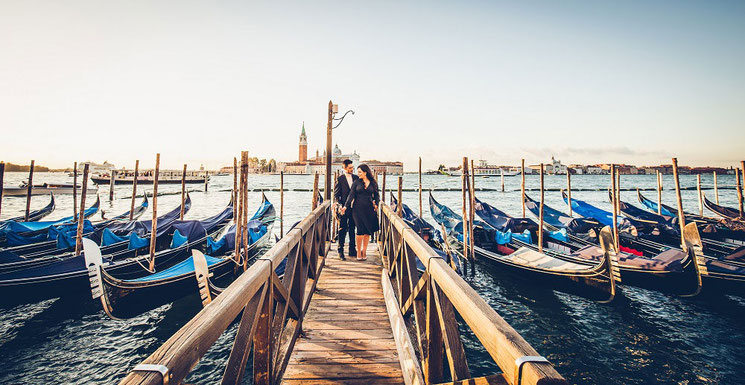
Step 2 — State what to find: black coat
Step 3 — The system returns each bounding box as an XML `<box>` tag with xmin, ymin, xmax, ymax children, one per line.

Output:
<box><xmin>334</xmin><ymin>173</ymin><xmax>359</xmax><ymax>204</ymax></box>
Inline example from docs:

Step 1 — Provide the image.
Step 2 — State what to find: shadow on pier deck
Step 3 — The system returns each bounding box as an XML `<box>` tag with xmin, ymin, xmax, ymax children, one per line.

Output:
<box><xmin>119</xmin><ymin>200</ymin><xmax>567</xmax><ymax>385</ymax></box>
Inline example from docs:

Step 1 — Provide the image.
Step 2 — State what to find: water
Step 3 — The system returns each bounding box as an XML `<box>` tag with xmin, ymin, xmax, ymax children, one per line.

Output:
<box><xmin>1</xmin><ymin>172</ymin><xmax>744</xmax><ymax>384</ymax></box>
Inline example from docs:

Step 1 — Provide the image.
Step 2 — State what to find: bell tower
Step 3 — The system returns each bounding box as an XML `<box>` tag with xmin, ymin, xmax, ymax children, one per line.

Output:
<box><xmin>299</xmin><ymin>122</ymin><xmax>308</xmax><ymax>162</ymax></box>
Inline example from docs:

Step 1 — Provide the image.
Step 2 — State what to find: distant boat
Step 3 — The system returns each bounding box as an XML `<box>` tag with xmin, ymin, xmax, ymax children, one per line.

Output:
<box><xmin>91</xmin><ymin>170</ymin><xmax>208</xmax><ymax>185</ymax></box>
<box><xmin>447</xmin><ymin>168</ymin><xmax>517</xmax><ymax>177</ymax></box>
<box><xmin>2</xmin><ymin>182</ymin><xmax>98</xmax><ymax>196</ymax></box>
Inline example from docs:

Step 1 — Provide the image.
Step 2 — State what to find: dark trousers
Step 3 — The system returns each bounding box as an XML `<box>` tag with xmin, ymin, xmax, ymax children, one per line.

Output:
<box><xmin>338</xmin><ymin>213</ymin><xmax>356</xmax><ymax>253</ymax></box>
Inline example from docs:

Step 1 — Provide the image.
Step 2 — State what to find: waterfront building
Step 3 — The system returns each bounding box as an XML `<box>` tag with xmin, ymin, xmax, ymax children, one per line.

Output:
<box><xmin>277</xmin><ymin>123</ymin><xmax>402</xmax><ymax>175</ymax></box>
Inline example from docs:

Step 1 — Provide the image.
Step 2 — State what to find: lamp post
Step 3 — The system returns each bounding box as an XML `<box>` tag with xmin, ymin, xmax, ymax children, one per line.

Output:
<box><xmin>324</xmin><ymin>100</ymin><xmax>355</xmax><ymax>200</ymax></box>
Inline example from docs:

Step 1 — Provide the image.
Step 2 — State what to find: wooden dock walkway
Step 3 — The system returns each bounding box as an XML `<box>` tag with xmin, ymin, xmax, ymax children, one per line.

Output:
<box><xmin>282</xmin><ymin>242</ymin><xmax>405</xmax><ymax>384</ymax></box>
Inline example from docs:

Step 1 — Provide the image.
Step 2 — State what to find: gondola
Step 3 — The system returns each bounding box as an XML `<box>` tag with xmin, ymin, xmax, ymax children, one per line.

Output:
<box><xmin>0</xmin><ymin>195</ymin><xmax>230</xmax><ymax>307</ymax></box>
<box><xmin>0</xmin><ymin>195</ymin><xmax>101</xmax><ymax>247</ymax></box>
<box><xmin>565</xmin><ymin>192</ymin><xmax>745</xmax><ymax>297</ymax></box>
<box><xmin>637</xmin><ymin>190</ymin><xmax>721</xmax><ymax>226</ymax></box>
<box><xmin>0</xmin><ymin>195</ymin><xmax>156</xmax><ymax>274</ymax></box>
<box><xmin>611</xmin><ymin>191</ymin><xmax>745</xmax><ymax>247</ymax></box>
<box><xmin>389</xmin><ymin>194</ymin><xmax>463</xmax><ymax>274</ymax></box>
<box><xmin>0</xmin><ymin>195</ymin><xmax>149</xmax><ymax>263</ymax></box>
<box><xmin>1</xmin><ymin>194</ymin><xmax>56</xmax><ymax>223</ymax></box>
<box><xmin>84</xmin><ymin>194</ymin><xmax>274</xmax><ymax>319</ymax></box>
<box><xmin>524</xmin><ymin>193</ymin><xmax>705</xmax><ymax>296</ymax></box>
<box><xmin>429</xmin><ymin>192</ymin><xmax>620</xmax><ymax>302</ymax></box>
<box><xmin>703</xmin><ymin>194</ymin><xmax>743</xmax><ymax>222</ymax></box>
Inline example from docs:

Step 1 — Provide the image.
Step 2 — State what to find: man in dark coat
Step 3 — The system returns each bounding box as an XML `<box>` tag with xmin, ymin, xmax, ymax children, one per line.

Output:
<box><xmin>334</xmin><ymin>159</ymin><xmax>358</xmax><ymax>259</ymax></box>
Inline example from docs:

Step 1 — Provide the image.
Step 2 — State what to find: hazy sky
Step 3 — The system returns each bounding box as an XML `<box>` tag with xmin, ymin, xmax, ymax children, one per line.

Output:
<box><xmin>1</xmin><ymin>0</ymin><xmax>744</xmax><ymax>170</ymax></box>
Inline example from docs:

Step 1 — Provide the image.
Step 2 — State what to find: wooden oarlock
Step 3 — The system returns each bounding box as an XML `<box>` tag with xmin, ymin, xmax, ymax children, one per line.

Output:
<box><xmin>538</xmin><ymin>163</ymin><xmax>545</xmax><ymax>253</ymax></box>
<box><xmin>148</xmin><ymin>154</ymin><xmax>160</xmax><ymax>272</ymax></box>
<box><xmin>672</xmin><ymin>158</ymin><xmax>687</xmax><ymax>250</ymax></box>
<box><xmin>130</xmin><ymin>160</ymin><xmax>139</xmax><ymax>221</ymax></box>
<box><xmin>25</xmin><ymin>160</ymin><xmax>34</xmax><ymax>221</ymax></box>
<box><xmin>74</xmin><ymin>163</ymin><xmax>90</xmax><ymax>256</ymax></box>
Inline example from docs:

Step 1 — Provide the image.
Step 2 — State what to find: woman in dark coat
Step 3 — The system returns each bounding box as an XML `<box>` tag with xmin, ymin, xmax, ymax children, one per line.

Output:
<box><xmin>341</xmin><ymin>164</ymin><xmax>380</xmax><ymax>260</ymax></box>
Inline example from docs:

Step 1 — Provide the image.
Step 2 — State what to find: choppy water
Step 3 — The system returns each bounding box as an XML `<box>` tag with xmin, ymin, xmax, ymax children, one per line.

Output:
<box><xmin>1</xmin><ymin>172</ymin><xmax>744</xmax><ymax>384</ymax></box>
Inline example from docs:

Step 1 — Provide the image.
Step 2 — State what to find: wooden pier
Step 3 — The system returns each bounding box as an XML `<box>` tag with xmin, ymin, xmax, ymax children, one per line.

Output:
<box><xmin>119</xmin><ymin>200</ymin><xmax>567</xmax><ymax>385</ymax></box>
<box><xmin>282</xmin><ymin>243</ymin><xmax>404</xmax><ymax>384</ymax></box>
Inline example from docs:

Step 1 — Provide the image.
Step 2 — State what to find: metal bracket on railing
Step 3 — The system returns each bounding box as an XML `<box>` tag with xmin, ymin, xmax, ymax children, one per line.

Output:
<box><xmin>133</xmin><ymin>364</ymin><xmax>170</xmax><ymax>385</ymax></box>
<box><xmin>426</xmin><ymin>255</ymin><xmax>443</xmax><ymax>272</ymax></box>
<box><xmin>514</xmin><ymin>356</ymin><xmax>549</xmax><ymax>385</ymax></box>
<box><xmin>258</xmin><ymin>257</ymin><xmax>273</xmax><ymax>274</ymax></box>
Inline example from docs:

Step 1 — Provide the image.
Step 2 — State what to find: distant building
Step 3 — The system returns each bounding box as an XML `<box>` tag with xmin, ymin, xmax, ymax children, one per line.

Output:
<box><xmin>277</xmin><ymin>123</ymin><xmax>402</xmax><ymax>175</ymax></box>
<box><xmin>299</xmin><ymin>122</ymin><xmax>308</xmax><ymax>163</ymax></box>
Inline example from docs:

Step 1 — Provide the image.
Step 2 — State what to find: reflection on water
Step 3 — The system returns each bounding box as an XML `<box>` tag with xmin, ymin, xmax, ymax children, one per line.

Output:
<box><xmin>0</xmin><ymin>172</ymin><xmax>743</xmax><ymax>384</ymax></box>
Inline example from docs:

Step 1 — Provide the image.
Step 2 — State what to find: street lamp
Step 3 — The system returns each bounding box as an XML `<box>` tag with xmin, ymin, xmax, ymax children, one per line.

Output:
<box><xmin>325</xmin><ymin>100</ymin><xmax>355</xmax><ymax>200</ymax></box>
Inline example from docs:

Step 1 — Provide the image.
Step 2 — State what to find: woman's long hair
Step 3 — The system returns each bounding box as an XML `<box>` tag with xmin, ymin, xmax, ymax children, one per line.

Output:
<box><xmin>357</xmin><ymin>164</ymin><xmax>378</xmax><ymax>190</ymax></box>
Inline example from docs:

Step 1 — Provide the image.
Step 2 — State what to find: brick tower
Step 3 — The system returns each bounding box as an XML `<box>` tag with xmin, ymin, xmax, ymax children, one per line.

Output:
<box><xmin>299</xmin><ymin>122</ymin><xmax>308</xmax><ymax>162</ymax></box>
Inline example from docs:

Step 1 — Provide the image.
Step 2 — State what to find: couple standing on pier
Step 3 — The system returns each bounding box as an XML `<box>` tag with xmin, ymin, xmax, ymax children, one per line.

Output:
<box><xmin>334</xmin><ymin>159</ymin><xmax>380</xmax><ymax>261</ymax></box>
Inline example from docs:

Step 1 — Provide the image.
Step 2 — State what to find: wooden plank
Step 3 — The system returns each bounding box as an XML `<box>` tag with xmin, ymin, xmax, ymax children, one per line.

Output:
<box><xmin>282</xmin><ymin>244</ymin><xmax>404</xmax><ymax>384</ymax></box>
<box><xmin>382</xmin><ymin>268</ymin><xmax>425</xmax><ymax>385</ymax></box>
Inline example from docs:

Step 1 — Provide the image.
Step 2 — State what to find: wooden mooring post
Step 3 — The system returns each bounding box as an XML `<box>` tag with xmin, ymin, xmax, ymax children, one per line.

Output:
<box><xmin>521</xmin><ymin>158</ymin><xmax>526</xmax><ymax>217</ymax></box>
<box><xmin>109</xmin><ymin>170</ymin><xmax>116</xmax><ymax>200</ymax></box>
<box><xmin>280</xmin><ymin>171</ymin><xmax>284</xmax><ymax>236</ymax></box>
<box><xmin>538</xmin><ymin>163</ymin><xmax>545</xmax><ymax>253</ymax></box>
<box><xmin>180</xmin><ymin>164</ymin><xmax>187</xmax><ymax>220</ymax></box>
<box><xmin>611</xmin><ymin>164</ymin><xmax>619</xmax><ymax>251</ymax></box>
<box><xmin>148</xmin><ymin>154</ymin><xmax>160</xmax><ymax>272</ymax></box>
<box><xmin>566</xmin><ymin>169</ymin><xmax>572</xmax><ymax>216</ymax></box>
<box><xmin>73</xmin><ymin>162</ymin><xmax>78</xmax><ymax>220</ymax></box>
<box><xmin>25</xmin><ymin>160</ymin><xmax>34</xmax><ymax>221</ymax></box>
<box><xmin>0</xmin><ymin>162</ymin><xmax>4</xmax><ymax>218</ymax></box>
<box><xmin>737</xmin><ymin>168</ymin><xmax>743</xmax><ymax>218</ymax></box>
<box><xmin>382</xmin><ymin>170</ymin><xmax>387</xmax><ymax>203</ymax></box>
<box><xmin>697</xmin><ymin>174</ymin><xmax>703</xmax><ymax>217</ymax></box>
<box><xmin>469</xmin><ymin>159</ymin><xmax>476</xmax><ymax>263</ymax></box>
<box><xmin>657</xmin><ymin>170</ymin><xmax>663</xmax><ymax>215</ymax></box>
<box><xmin>419</xmin><ymin>156</ymin><xmax>423</xmax><ymax>217</ymax></box>
<box><xmin>713</xmin><ymin>171</ymin><xmax>719</xmax><ymax>205</ymax></box>
<box><xmin>312</xmin><ymin>172</ymin><xmax>319</xmax><ymax>210</ymax></box>
<box><xmin>397</xmin><ymin>176</ymin><xmax>403</xmax><ymax>217</ymax></box>
<box><xmin>461</xmin><ymin>157</ymin><xmax>469</xmax><ymax>265</ymax></box>
<box><xmin>672</xmin><ymin>158</ymin><xmax>687</xmax><ymax>249</ymax></box>
<box><xmin>130</xmin><ymin>160</ymin><xmax>139</xmax><ymax>221</ymax></box>
<box><xmin>74</xmin><ymin>163</ymin><xmax>90</xmax><ymax>256</ymax></box>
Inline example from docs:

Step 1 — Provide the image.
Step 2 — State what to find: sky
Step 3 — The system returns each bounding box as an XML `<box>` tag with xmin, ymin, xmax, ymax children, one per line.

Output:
<box><xmin>1</xmin><ymin>0</ymin><xmax>744</xmax><ymax>171</ymax></box>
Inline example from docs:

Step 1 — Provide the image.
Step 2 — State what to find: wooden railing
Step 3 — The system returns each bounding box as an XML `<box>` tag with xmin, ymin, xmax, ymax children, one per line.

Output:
<box><xmin>119</xmin><ymin>200</ymin><xmax>332</xmax><ymax>385</ymax></box>
<box><xmin>378</xmin><ymin>202</ymin><xmax>567</xmax><ymax>385</ymax></box>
